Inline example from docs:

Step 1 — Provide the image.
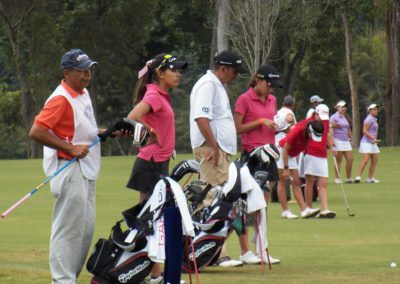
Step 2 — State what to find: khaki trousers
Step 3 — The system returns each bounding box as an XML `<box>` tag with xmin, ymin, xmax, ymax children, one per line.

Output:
<box><xmin>193</xmin><ymin>143</ymin><xmax>231</xmax><ymax>186</ymax></box>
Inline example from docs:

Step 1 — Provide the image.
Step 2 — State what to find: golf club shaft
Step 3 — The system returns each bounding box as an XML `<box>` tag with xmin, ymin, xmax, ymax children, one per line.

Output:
<box><xmin>1</xmin><ymin>138</ymin><xmax>100</xmax><ymax>219</ymax></box>
<box><xmin>332</xmin><ymin>156</ymin><xmax>354</xmax><ymax>216</ymax></box>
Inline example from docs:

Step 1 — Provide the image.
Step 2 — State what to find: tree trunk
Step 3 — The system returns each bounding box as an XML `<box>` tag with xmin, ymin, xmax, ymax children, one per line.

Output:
<box><xmin>216</xmin><ymin>0</ymin><xmax>229</xmax><ymax>52</ymax></box>
<box><xmin>385</xmin><ymin>3</ymin><xmax>394</xmax><ymax>145</ymax></box>
<box><xmin>391</xmin><ymin>1</ymin><xmax>400</xmax><ymax>145</ymax></box>
<box><xmin>0</xmin><ymin>2</ymin><xmax>41</xmax><ymax>157</ymax></box>
<box><xmin>339</xmin><ymin>0</ymin><xmax>360</xmax><ymax>146</ymax></box>
<box><xmin>284</xmin><ymin>39</ymin><xmax>308</xmax><ymax>96</ymax></box>
<box><xmin>17</xmin><ymin>62</ymin><xmax>41</xmax><ymax>158</ymax></box>
<box><xmin>210</xmin><ymin>4</ymin><xmax>218</xmax><ymax>67</ymax></box>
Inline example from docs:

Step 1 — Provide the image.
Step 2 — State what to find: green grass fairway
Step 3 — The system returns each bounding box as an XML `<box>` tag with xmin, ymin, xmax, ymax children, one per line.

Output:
<box><xmin>1</xmin><ymin>148</ymin><xmax>400</xmax><ymax>283</ymax></box>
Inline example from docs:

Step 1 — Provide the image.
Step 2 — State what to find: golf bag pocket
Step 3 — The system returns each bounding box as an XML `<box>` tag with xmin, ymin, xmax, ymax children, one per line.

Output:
<box><xmin>86</xmin><ymin>238</ymin><xmax>123</xmax><ymax>280</ymax></box>
<box><xmin>182</xmin><ymin>235</ymin><xmax>225</xmax><ymax>273</ymax></box>
<box><xmin>108</xmin><ymin>250</ymin><xmax>154</xmax><ymax>284</ymax></box>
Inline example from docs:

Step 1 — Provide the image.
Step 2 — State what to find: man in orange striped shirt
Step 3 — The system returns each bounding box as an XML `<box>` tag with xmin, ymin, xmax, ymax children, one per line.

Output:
<box><xmin>30</xmin><ymin>49</ymin><xmax>102</xmax><ymax>284</ymax></box>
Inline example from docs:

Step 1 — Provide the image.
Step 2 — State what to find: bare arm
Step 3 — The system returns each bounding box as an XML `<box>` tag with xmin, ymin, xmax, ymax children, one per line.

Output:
<box><xmin>363</xmin><ymin>122</ymin><xmax>377</xmax><ymax>143</ymax></box>
<box><xmin>127</xmin><ymin>101</ymin><xmax>159</xmax><ymax>146</ymax></box>
<box><xmin>29</xmin><ymin>125</ymin><xmax>88</xmax><ymax>159</ymax></box>
<box><xmin>282</xmin><ymin>142</ymin><xmax>291</xmax><ymax>177</ymax></box>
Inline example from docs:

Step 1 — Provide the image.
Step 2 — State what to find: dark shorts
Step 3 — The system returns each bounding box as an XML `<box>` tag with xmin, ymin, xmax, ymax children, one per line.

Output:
<box><xmin>240</xmin><ymin>150</ymin><xmax>279</xmax><ymax>191</ymax></box>
<box><xmin>126</xmin><ymin>157</ymin><xmax>170</xmax><ymax>194</ymax></box>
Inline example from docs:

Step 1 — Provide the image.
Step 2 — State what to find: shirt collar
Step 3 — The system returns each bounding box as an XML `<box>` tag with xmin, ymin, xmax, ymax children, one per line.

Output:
<box><xmin>61</xmin><ymin>80</ymin><xmax>84</xmax><ymax>98</ymax></box>
<box><xmin>146</xmin><ymin>83</ymin><xmax>170</xmax><ymax>102</ymax></box>
<box><xmin>248</xmin><ymin>87</ymin><xmax>271</xmax><ymax>103</ymax></box>
<box><xmin>207</xmin><ymin>70</ymin><xmax>224</xmax><ymax>88</ymax></box>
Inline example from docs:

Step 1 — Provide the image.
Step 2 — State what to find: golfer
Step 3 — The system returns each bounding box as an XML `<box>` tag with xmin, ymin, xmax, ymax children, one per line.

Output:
<box><xmin>233</xmin><ymin>63</ymin><xmax>282</xmax><ymax>264</ymax></box>
<box><xmin>303</xmin><ymin>104</ymin><xmax>337</xmax><ymax>218</ymax></box>
<box><xmin>330</xmin><ymin>100</ymin><xmax>353</xmax><ymax>183</ymax></box>
<box><xmin>126</xmin><ymin>53</ymin><xmax>187</xmax><ymax>284</ymax></box>
<box><xmin>29</xmin><ymin>49</ymin><xmax>104</xmax><ymax>283</ymax></box>
<box><xmin>190</xmin><ymin>50</ymin><xmax>244</xmax><ymax>267</ymax></box>
<box><xmin>355</xmin><ymin>103</ymin><xmax>380</xmax><ymax>183</ymax></box>
<box><xmin>278</xmin><ymin>115</ymin><xmax>322</xmax><ymax>219</ymax></box>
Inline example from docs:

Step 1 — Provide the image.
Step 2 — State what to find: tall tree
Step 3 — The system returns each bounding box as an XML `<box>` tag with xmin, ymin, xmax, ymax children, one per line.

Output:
<box><xmin>0</xmin><ymin>0</ymin><xmax>40</xmax><ymax>157</ymax></box>
<box><xmin>339</xmin><ymin>0</ymin><xmax>361</xmax><ymax>146</ymax></box>
<box><xmin>385</xmin><ymin>0</ymin><xmax>400</xmax><ymax>145</ymax></box>
<box><xmin>227</xmin><ymin>0</ymin><xmax>280</xmax><ymax>73</ymax></box>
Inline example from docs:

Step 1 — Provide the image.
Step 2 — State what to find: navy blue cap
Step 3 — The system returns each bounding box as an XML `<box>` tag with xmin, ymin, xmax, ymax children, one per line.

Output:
<box><xmin>60</xmin><ymin>49</ymin><xmax>98</xmax><ymax>70</ymax></box>
<box><xmin>214</xmin><ymin>50</ymin><xmax>247</xmax><ymax>74</ymax></box>
<box><xmin>256</xmin><ymin>64</ymin><xmax>283</xmax><ymax>88</ymax></box>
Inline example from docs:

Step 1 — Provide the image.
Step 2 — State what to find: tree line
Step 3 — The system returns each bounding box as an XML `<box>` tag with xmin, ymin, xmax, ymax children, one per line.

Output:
<box><xmin>0</xmin><ymin>0</ymin><xmax>399</xmax><ymax>159</ymax></box>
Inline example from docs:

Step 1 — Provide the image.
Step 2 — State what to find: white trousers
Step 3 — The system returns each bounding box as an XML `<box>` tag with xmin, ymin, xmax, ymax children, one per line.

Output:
<box><xmin>49</xmin><ymin>161</ymin><xmax>96</xmax><ymax>284</ymax></box>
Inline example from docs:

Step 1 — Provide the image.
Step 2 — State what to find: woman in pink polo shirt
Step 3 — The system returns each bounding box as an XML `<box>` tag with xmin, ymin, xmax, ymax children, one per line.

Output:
<box><xmin>126</xmin><ymin>54</ymin><xmax>187</xmax><ymax>202</ymax></box>
<box><xmin>232</xmin><ymin>64</ymin><xmax>282</xmax><ymax>265</ymax></box>
<box><xmin>126</xmin><ymin>54</ymin><xmax>187</xmax><ymax>283</ymax></box>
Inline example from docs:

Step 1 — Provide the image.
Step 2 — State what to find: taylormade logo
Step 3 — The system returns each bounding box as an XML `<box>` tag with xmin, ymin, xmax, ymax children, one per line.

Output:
<box><xmin>268</xmin><ymin>73</ymin><xmax>280</xmax><ymax>78</ymax></box>
<box><xmin>189</xmin><ymin>241</ymin><xmax>216</xmax><ymax>260</ymax></box>
<box><xmin>117</xmin><ymin>260</ymin><xmax>151</xmax><ymax>283</ymax></box>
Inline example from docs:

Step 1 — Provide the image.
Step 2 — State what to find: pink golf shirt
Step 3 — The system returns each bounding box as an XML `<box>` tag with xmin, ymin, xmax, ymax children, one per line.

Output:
<box><xmin>138</xmin><ymin>84</ymin><xmax>175</xmax><ymax>162</ymax></box>
<box><xmin>235</xmin><ymin>88</ymin><xmax>277</xmax><ymax>152</ymax></box>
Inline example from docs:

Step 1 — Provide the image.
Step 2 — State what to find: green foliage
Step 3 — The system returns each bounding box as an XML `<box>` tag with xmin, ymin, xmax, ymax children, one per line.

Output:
<box><xmin>0</xmin><ymin>85</ymin><xmax>27</xmax><ymax>158</ymax></box>
<box><xmin>0</xmin><ymin>0</ymin><xmax>397</xmax><ymax>158</ymax></box>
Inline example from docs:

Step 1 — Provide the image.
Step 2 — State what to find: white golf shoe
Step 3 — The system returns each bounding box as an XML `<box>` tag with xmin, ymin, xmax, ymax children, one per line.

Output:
<box><xmin>301</xmin><ymin>207</ymin><xmax>320</xmax><ymax>219</ymax></box>
<box><xmin>281</xmin><ymin>210</ymin><xmax>298</xmax><ymax>219</ymax></box>
<box><xmin>239</xmin><ymin>250</ymin><xmax>261</xmax><ymax>264</ymax></box>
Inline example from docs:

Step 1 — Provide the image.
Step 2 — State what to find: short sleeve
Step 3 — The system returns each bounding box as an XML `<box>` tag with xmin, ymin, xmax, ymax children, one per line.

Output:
<box><xmin>192</xmin><ymin>81</ymin><xmax>215</xmax><ymax>120</ymax></box>
<box><xmin>34</xmin><ymin>96</ymin><xmax>70</xmax><ymax>130</ymax></box>
<box><xmin>234</xmin><ymin>95</ymin><xmax>247</xmax><ymax>116</ymax></box>
<box><xmin>142</xmin><ymin>92</ymin><xmax>162</xmax><ymax>113</ymax></box>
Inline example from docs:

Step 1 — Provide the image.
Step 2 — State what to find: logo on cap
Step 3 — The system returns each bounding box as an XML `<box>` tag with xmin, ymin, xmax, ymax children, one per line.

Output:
<box><xmin>77</xmin><ymin>54</ymin><xmax>89</xmax><ymax>61</ymax></box>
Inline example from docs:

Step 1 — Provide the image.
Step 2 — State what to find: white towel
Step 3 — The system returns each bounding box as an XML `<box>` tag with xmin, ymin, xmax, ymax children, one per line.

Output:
<box><xmin>240</xmin><ymin>166</ymin><xmax>266</xmax><ymax>213</ymax></box>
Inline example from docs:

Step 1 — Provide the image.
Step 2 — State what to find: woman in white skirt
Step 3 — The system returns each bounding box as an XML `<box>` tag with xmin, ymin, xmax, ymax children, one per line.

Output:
<box><xmin>330</xmin><ymin>100</ymin><xmax>353</xmax><ymax>183</ymax></box>
<box><xmin>355</xmin><ymin>104</ymin><xmax>380</xmax><ymax>183</ymax></box>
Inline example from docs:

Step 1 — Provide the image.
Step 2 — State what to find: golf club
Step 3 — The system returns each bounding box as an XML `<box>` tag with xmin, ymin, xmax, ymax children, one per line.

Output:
<box><xmin>1</xmin><ymin>137</ymin><xmax>101</xmax><ymax>219</ymax></box>
<box><xmin>332</xmin><ymin>156</ymin><xmax>355</xmax><ymax>217</ymax></box>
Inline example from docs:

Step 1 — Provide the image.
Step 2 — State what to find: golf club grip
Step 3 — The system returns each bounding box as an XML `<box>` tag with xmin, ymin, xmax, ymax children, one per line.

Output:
<box><xmin>1</xmin><ymin>191</ymin><xmax>34</xmax><ymax>218</ymax></box>
<box><xmin>1</xmin><ymin>138</ymin><xmax>101</xmax><ymax>219</ymax></box>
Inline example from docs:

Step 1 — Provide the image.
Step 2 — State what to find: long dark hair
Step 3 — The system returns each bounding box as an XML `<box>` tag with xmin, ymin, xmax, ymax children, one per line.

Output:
<box><xmin>344</xmin><ymin>112</ymin><xmax>352</xmax><ymax>130</ymax></box>
<box><xmin>132</xmin><ymin>53</ymin><xmax>168</xmax><ymax>106</ymax></box>
<box><xmin>248</xmin><ymin>74</ymin><xmax>258</xmax><ymax>88</ymax></box>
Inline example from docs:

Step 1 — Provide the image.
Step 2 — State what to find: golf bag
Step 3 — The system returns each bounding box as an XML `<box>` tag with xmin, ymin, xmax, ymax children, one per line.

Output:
<box><xmin>87</xmin><ymin>160</ymin><xmax>199</xmax><ymax>284</ymax></box>
<box><xmin>181</xmin><ymin>144</ymin><xmax>280</xmax><ymax>273</ymax></box>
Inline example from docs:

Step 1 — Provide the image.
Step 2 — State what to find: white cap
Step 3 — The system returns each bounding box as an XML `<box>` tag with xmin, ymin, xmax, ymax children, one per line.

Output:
<box><xmin>336</xmin><ymin>100</ymin><xmax>346</xmax><ymax>107</ymax></box>
<box><xmin>310</xmin><ymin>95</ymin><xmax>324</xmax><ymax>103</ymax></box>
<box><xmin>316</xmin><ymin>104</ymin><xmax>330</xmax><ymax>120</ymax></box>
<box><xmin>367</xmin><ymin>103</ymin><xmax>378</xmax><ymax>110</ymax></box>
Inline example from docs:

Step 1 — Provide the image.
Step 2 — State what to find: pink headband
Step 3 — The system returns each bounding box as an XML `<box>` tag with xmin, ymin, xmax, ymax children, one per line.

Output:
<box><xmin>138</xmin><ymin>59</ymin><xmax>155</xmax><ymax>79</ymax></box>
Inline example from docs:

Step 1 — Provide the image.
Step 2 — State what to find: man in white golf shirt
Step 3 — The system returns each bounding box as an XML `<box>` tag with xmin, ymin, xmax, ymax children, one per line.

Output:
<box><xmin>190</xmin><ymin>50</ymin><xmax>246</xmax><ymax>267</ymax></box>
<box><xmin>190</xmin><ymin>50</ymin><xmax>245</xmax><ymax>185</ymax></box>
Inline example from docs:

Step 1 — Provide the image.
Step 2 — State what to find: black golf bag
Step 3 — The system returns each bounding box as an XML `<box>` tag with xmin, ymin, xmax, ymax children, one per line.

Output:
<box><xmin>181</xmin><ymin>144</ymin><xmax>279</xmax><ymax>272</ymax></box>
<box><xmin>87</xmin><ymin>160</ymin><xmax>200</xmax><ymax>284</ymax></box>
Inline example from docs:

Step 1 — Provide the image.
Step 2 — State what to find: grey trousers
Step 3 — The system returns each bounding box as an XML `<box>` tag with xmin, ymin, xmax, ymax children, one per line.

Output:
<box><xmin>49</xmin><ymin>161</ymin><xmax>96</xmax><ymax>284</ymax></box>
